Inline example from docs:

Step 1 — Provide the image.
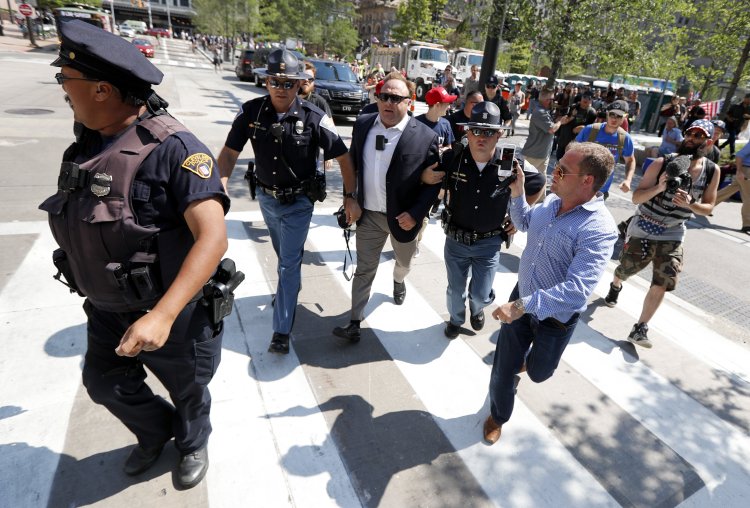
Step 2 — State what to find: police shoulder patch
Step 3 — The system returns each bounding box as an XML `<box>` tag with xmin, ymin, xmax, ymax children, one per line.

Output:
<box><xmin>320</xmin><ymin>114</ymin><xmax>338</xmax><ymax>135</ymax></box>
<box><xmin>182</xmin><ymin>153</ymin><xmax>213</xmax><ymax>179</ymax></box>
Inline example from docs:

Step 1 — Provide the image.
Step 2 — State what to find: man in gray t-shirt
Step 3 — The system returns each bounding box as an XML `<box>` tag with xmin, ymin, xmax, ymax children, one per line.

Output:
<box><xmin>521</xmin><ymin>88</ymin><xmax>560</xmax><ymax>175</ymax></box>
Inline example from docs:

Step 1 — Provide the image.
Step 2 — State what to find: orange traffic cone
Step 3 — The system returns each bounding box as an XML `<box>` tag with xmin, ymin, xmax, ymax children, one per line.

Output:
<box><xmin>410</xmin><ymin>93</ymin><xmax>416</xmax><ymax>112</ymax></box>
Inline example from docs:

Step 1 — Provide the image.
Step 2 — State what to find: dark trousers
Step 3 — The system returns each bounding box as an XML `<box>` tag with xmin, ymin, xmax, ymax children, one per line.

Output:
<box><xmin>719</xmin><ymin>127</ymin><xmax>739</xmax><ymax>155</ymax></box>
<box><xmin>82</xmin><ymin>300</ymin><xmax>222</xmax><ymax>454</ymax></box>
<box><xmin>488</xmin><ymin>286</ymin><xmax>579</xmax><ymax>425</ymax></box>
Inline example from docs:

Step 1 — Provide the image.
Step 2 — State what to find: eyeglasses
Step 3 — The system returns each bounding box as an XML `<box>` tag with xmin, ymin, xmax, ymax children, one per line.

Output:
<box><xmin>608</xmin><ymin>112</ymin><xmax>624</xmax><ymax>119</ymax></box>
<box><xmin>485</xmin><ymin>84</ymin><xmax>498</xmax><ymax>89</ymax></box>
<box><xmin>54</xmin><ymin>72</ymin><xmax>100</xmax><ymax>85</ymax></box>
<box><xmin>469</xmin><ymin>128</ymin><xmax>498</xmax><ymax>138</ymax></box>
<box><xmin>302</xmin><ymin>78</ymin><xmax>315</xmax><ymax>83</ymax></box>
<box><xmin>376</xmin><ymin>92</ymin><xmax>409</xmax><ymax>104</ymax></box>
<box><xmin>553</xmin><ymin>164</ymin><xmax>588</xmax><ymax>179</ymax></box>
<box><xmin>268</xmin><ymin>78</ymin><xmax>297</xmax><ymax>90</ymax></box>
<box><xmin>685</xmin><ymin>130</ymin><xmax>707</xmax><ymax>140</ymax></box>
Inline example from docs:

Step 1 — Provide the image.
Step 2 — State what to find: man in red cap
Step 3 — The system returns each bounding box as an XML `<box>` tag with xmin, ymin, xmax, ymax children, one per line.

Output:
<box><xmin>416</xmin><ymin>86</ymin><xmax>458</xmax><ymax>150</ymax></box>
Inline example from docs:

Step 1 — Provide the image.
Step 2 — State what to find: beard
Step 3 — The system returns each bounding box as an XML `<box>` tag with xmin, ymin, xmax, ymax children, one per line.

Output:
<box><xmin>677</xmin><ymin>140</ymin><xmax>708</xmax><ymax>160</ymax></box>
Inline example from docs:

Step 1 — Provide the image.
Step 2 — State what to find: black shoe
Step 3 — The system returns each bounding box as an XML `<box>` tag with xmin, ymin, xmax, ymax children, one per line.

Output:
<box><xmin>444</xmin><ymin>322</ymin><xmax>460</xmax><ymax>339</ymax></box>
<box><xmin>604</xmin><ymin>283</ymin><xmax>622</xmax><ymax>307</ymax></box>
<box><xmin>123</xmin><ymin>442</ymin><xmax>166</xmax><ymax>476</ymax></box>
<box><xmin>333</xmin><ymin>321</ymin><xmax>361</xmax><ymax>343</ymax></box>
<box><xmin>627</xmin><ymin>322</ymin><xmax>653</xmax><ymax>349</ymax></box>
<box><xmin>470</xmin><ymin>310</ymin><xmax>485</xmax><ymax>331</ymax></box>
<box><xmin>178</xmin><ymin>446</ymin><xmax>209</xmax><ymax>489</ymax></box>
<box><xmin>268</xmin><ymin>332</ymin><xmax>290</xmax><ymax>354</ymax></box>
<box><xmin>393</xmin><ymin>280</ymin><xmax>406</xmax><ymax>305</ymax></box>
<box><xmin>741</xmin><ymin>227</ymin><xmax>750</xmax><ymax>235</ymax></box>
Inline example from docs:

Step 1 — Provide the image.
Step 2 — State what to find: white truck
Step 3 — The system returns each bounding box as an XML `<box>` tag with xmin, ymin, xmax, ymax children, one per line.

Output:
<box><xmin>452</xmin><ymin>48</ymin><xmax>484</xmax><ymax>83</ymax></box>
<box><xmin>369</xmin><ymin>41</ymin><xmax>450</xmax><ymax>101</ymax></box>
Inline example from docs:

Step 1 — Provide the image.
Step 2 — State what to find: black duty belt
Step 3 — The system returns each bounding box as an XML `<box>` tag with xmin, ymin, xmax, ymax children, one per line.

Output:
<box><xmin>444</xmin><ymin>223</ymin><xmax>505</xmax><ymax>246</ymax></box>
<box><xmin>255</xmin><ymin>179</ymin><xmax>304</xmax><ymax>200</ymax></box>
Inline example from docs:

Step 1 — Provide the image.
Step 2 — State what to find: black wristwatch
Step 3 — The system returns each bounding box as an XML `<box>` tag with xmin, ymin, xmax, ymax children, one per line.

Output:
<box><xmin>344</xmin><ymin>192</ymin><xmax>357</xmax><ymax>200</ymax></box>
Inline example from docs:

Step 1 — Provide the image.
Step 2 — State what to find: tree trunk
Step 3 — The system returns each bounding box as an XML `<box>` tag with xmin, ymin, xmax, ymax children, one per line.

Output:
<box><xmin>720</xmin><ymin>32</ymin><xmax>750</xmax><ymax>117</ymax></box>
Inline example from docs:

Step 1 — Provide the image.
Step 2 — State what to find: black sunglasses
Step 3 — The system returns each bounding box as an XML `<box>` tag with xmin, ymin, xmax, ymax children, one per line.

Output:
<box><xmin>377</xmin><ymin>93</ymin><xmax>409</xmax><ymax>104</ymax></box>
<box><xmin>469</xmin><ymin>128</ymin><xmax>498</xmax><ymax>138</ymax></box>
<box><xmin>54</xmin><ymin>72</ymin><xmax>100</xmax><ymax>85</ymax></box>
<box><xmin>268</xmin><ymin>78</ymin><xmax>297</xmax><ymax>90</ymax></box>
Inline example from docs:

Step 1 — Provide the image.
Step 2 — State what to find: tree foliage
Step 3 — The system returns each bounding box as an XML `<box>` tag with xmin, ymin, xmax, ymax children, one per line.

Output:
<box><xmin>393</xmin><ymin>0</ymin><xmax>448</xmax><ymax>42</ymax></box>
<box><xmin>38</xmin><ymin>0</ymin><xmax>101</xmax><ymax>9</ymax></box>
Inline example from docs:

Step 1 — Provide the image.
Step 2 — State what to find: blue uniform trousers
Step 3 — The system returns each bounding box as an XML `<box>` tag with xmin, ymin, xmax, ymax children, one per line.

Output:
<box><xmin>82</xmin><ymin>300</ymin><xmax>222</xmax><ymax>454</ymax></box>
<box><xmin>444</xmin><ymin>235</ymin><xmax>500</xmax><ymax>326</ymax></box>
<box><xmin>258</xmin><ymin>191</ymin><xmax>314</xmax><ymax>335</ymax></box>
<box><xmin>488</xmin><ymin>285</ymin><xmax>579</xmax><ymax>425</ymax></box>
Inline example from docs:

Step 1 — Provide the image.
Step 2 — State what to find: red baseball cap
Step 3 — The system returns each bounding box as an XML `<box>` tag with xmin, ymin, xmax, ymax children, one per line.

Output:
<box><xmin>425</xmin><ymin>86</ymin><xmax>458</xmax><ymax>106</ymax></box>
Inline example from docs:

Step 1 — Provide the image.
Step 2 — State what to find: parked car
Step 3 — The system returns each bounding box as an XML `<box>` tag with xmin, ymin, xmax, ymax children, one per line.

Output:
<box><xmin>308</xmin><ymin>59</ymin><xmax>368</xmax><ymax>117</ymax></box>
<box><xmin>147</xmin><ymin>27</ymin><xmax>171</xmax><ymax>38</ymax></box>
<box><xmin>234</xmin><ymin>49</ymin><xmax>256</xmax><ymax>82</ymax></box>
<box><xmin>252</xmin><ymin>48</ymin><xmax>304</xmax><ymax>87</ymax></box>
<box><xmin>119</xmin><ymin>25</ymin><xmax>136</xmax><ymax>38</ymax></box>
<box><xmin>132</xmin><ymin>38</ymin><xmax>154</xmax><ymax>58</ymax></box>
<box><xmin>121</xmin><ymin>20</ymin><xmax>147</xmax><ymax>35</ymax></box>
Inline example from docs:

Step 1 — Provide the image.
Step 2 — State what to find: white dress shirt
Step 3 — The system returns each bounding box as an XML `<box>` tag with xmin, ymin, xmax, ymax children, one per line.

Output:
<box><xmin>362</xmin><ymin>114</ymin><xmax>410</xmax><ymax>213</ymax></box>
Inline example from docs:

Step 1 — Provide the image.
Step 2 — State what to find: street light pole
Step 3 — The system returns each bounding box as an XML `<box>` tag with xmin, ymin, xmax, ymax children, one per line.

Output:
<box><xmin>147</xmin><ymin>0</ymin><xmax>153</xmax><ymax>29</ymax></box>
<box><xmin>165</xmin><ymin>0</ymin><xmax>172</xmax><ymax>37</ymax></box>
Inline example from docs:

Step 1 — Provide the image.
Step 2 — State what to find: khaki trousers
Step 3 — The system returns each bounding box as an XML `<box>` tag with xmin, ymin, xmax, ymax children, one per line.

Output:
<box><xmin>715</xmin><ymin>176</ymin><xmax>750</xmax><ymax>227</ymax></box>
<box><xmin>351</xmin><ymin>210</ymin><xmax>417</xmax><ymax>321</ymax></box>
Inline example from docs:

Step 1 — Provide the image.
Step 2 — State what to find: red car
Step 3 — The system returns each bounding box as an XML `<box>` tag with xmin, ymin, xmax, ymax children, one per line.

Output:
<box><xmin>132</xmin><ymin>38</ymin><xmax>154</xmax><ymax>58</ymax></box>
<box><xmin>147</xmin><ymin>27</ymin><xmax>171</xmax><ymax>38</ymax></box>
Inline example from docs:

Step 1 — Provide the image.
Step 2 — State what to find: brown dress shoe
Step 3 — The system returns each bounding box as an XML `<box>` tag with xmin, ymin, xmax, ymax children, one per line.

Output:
<box><xmin>483</xmin><ymin>415</ymin><xmax>502</xmax><ymax>445</ymax></box>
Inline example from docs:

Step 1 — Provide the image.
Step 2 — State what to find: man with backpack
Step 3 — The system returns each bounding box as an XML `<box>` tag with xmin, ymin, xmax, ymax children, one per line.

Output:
<box><xmin>602</xmin><ymin>120</ymin><xmax>721</xmax><ymax>348</ymax></box>
<box><xmin>574</xmin><ymin>100</ymin><xmax>636</xmax><ymax>198</ymax></box>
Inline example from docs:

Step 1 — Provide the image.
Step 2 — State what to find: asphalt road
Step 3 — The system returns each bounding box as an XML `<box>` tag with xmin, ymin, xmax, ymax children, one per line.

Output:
<box><xmin>1</xmin><ymin>39</ymin><xmax>750</xmax><ymax>508</ymax></box>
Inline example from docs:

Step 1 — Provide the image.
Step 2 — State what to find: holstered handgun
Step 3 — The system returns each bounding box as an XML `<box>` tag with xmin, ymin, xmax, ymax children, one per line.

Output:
<box><xmin>52</xmin><ymin>248</ymin><xmax>84</xmax><ymax>296</ymax></box>
<box><xmin>244</xmin><ymin>161</ymin><xmax>256</xmax><ymax>200</ymax></box>
<box><xmin>201</xmin><ymin>258</ymin><xmax>245</xmax><ymax>326</ymax></box>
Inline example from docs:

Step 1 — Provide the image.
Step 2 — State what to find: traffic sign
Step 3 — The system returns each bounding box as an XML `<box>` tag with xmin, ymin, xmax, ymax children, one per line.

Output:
<box><xmin>18</xmin><ymin>4</ymin><xmax>33</xmax><ymax>17</ymax></box>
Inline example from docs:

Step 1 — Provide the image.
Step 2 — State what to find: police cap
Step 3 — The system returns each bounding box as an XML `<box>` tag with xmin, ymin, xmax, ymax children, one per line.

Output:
<box><xmin>459</xmin><ymin>101</ymin><xmax>505</xmax><ymax>130</ymax></box>
<box><xmin>254</xmin><ymin>49</ymin><xmax>309</xmax><ymax>80</ymax></box>
<box><xmin>51</xmin><ymin>20</ymin><xmax>163</xmax><ymax>100</ymax></box>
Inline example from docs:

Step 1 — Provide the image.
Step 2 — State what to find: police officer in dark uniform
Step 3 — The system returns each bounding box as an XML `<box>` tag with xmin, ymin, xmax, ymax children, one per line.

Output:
<box><xmin>441</xmin><ymin>102</ymin><xmax>545</xmax><ymax>338</ymax></box>
<box><xmin>40</xmin><ymin>20</ymin><xmax>230</xmax><ymax>488</ymax></box>
<box><xmin>217</xmin><ymin>49</ymin><xmax>356</xmax><ymax>354</ymax></box>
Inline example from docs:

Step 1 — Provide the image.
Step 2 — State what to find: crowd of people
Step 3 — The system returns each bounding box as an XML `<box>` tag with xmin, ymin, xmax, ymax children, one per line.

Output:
<box><xmin>43</xmin><ymin>19</ymin><xmax>747</xmax><ymax>491</ymax></box>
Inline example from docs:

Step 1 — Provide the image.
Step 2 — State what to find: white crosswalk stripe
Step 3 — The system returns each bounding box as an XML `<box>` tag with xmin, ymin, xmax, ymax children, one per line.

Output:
<box><xmin>1</xmin><ymin>211</ymin><xmax>749</xmax><ymax>507</ymax></box>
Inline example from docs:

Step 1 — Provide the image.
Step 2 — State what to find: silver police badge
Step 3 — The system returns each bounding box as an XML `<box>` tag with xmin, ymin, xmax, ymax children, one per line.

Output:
<box><xmin>90</xmin><ymin>172</ymin><xmax>112</xmax><ymax>197</ymax></box>
<box><xmin>295</xmin><ymin>120</ymin><xmax>304</xmax><ymax>135</ymax></box>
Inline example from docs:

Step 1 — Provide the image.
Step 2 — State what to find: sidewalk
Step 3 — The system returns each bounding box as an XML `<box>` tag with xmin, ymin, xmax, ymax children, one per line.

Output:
<box><xmin>0</xmin><ymin>21</ymin><xmax>59</xmax><ymax>53</ymax></box>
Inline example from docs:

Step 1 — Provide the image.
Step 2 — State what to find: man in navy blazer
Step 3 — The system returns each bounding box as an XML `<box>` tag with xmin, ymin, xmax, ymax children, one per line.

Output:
<box><xmin>333</xmin><ymin>72</ymin><xmax>441</xmax><ymax>343</ymax></box>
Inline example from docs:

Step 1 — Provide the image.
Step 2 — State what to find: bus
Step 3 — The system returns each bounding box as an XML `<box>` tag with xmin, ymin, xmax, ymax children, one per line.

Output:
<box><xmin>53</xmin><ymin>4</ymin><xmax>114</xmax><ymax>33</ymax></box>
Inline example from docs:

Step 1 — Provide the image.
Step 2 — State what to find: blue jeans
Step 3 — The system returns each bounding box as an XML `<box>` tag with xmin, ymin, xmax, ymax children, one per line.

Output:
<box><xmin>444</xmin><ymin>236</ymin><xmax>500</xmax><ymax>325</ymax></box>
<box><xmin>258</xmin><ymin>192</ymin><xmax>314</xmax><ymax>335</ymax></box>
<box><xmin>489</xmin><ymin>286</ymin><xmax>579</xmax><ymax>425</ymax></box>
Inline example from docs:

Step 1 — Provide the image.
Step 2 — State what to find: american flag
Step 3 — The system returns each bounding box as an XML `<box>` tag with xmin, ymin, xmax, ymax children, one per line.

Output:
<box><xmin>700</xmin><ymin>99</ymin><xmax>724</xmax><ymax>120</ymax></box>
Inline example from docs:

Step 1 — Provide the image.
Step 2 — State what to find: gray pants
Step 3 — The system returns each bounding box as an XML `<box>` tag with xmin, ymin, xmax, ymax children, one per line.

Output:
<box><xmin>351</xmin><ymin>210</ymin><xmax>417</xmax><ymax>320</ymax></box>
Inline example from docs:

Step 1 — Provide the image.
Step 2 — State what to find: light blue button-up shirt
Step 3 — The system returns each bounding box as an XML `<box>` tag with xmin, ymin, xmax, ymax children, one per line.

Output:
<box><xmin>510</xmin><ymin>192</ymin><xmax>618</xmax><ymax>322</ymax></box>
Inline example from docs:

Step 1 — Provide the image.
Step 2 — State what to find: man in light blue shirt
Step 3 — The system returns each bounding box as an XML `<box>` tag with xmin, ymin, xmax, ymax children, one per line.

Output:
<box><xmin>483</xmin><ymin>142</ymin><xmax>618</xmax><ymax>445</ymax></box>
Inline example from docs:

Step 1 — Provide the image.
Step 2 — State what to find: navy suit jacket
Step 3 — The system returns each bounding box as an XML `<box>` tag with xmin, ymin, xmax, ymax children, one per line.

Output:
<box><xmin>351</xmin><ymin>113</ymin><xmax>441</xmax><ymax>243</ymax></box>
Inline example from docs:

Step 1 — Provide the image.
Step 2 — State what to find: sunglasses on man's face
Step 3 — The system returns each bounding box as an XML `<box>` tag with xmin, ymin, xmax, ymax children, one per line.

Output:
<box><xmin>685</xmin><ymin>130</ymin><xmax>707</xmax><ymax>140</ymax></box>
<box><xmin>268</xmin><ymin>78</ymin><xmax>297</xmax><ymax>90</ymax></box>
<box><xmin>485</xmin><ymin>84</ymin><xmax>498</xmax><ymax>89</ymax></box>
<box><xmin>377</xmin><ymin>92</ymin><xmax>409</xmax><ymax>104</ymax></box>
<box><xmin>608</xmin><ymin>112</ymin><xmax>624</xmax><ymax>119</ymax></box>
<box><xmin>553</xmin><ymin>164</ymin><xmax>588</xmax><ymax>180</ymax></box>
<box><xmin>469</xmin><ymin>128</ymin><xmax>498</xmax><ymax>138</ymax></box>
<box><xmin>54</xmin><ymin>72</ymin><xmax>99</xmax><ymax>85</ymax></box>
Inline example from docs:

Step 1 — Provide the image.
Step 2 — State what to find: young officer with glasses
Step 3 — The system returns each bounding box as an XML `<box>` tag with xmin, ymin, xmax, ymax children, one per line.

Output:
<box><xmin>439</xmin><ymin>101</ymin><xmax>545</xmax><ymax>339</ymax></box>
<box><xmin>218</xmin><ymin>49</ymin><xmax>356</xmax><ymax>354</ymax></box>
